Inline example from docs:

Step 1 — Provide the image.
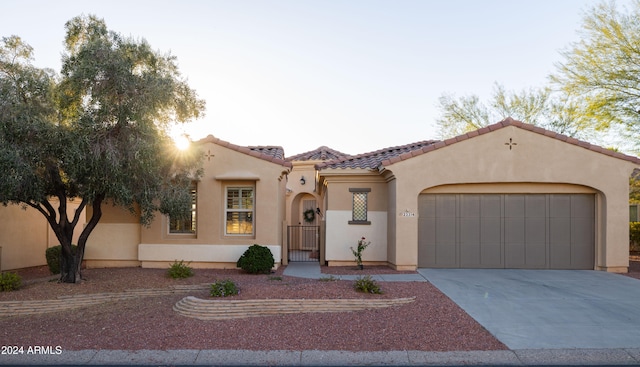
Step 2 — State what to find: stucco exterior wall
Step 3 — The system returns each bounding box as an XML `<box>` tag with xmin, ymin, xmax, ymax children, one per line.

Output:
<box><xmin>84</xmin><ymin>140</ymin><xmax>289</xmax><ymax>268</ymax></box>
<box><xmin>321</xmin><ymin>173</ymin><xmax>389</xmax><ymax>266</ymax></box>
<box><xmin>385</xmin><ymin>126</ymin><xmax>636</xmax><ymax>272</ymax></box>
<box><xmin>0</xmin><ymin>200</ymin><xmax>86</xmax><ymax>271</ymax></box>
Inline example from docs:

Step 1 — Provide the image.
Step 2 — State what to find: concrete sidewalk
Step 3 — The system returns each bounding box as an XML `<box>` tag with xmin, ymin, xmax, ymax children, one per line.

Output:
<box><xmin>4</xmin><ymin>348</ymin><xmax>640</xmax><ymax>365</ymax></box>
<box><xmin>283</xmin><ymin>261</ymin><xmax>428</xmax><ymax>281</ymax></box>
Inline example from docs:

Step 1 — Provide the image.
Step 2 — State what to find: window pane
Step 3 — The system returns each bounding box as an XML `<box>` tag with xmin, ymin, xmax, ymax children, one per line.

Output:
<box><xmin>170</xmin><ymin>185</ymin><xmax>197</xmax><ymax>234</ymax></box>
<box><xmin>226</xmin><ymin>211</ymin><xmax>253</xmax><ymax>234</ymax></box>
<box><xmin>227</xmin><ymin>189</ymin><xmax>240</xmax><ymax>209</ymax></box>
<box><xmin>353</xmin><ymin>192</ymin><xmax>367</xmax><ymax>221</ymax></box>
<box><xmin>242</xmin><ymin>189</ymin><xmax>254</xmax><ymax>209</ymax></box>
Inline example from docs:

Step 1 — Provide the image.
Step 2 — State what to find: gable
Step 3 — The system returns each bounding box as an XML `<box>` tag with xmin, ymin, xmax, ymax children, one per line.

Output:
<box><xmin>381</xmin><ymin>118</ymin><xmax>640</xmax><ymax>168</ymax></box>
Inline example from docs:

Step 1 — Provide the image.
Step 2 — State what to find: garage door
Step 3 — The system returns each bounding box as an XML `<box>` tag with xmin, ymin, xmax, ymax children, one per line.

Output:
<box><xmin>418</xmin><ymin>194</ymin><xmax>594</xmax><ymax>269</ymax></box>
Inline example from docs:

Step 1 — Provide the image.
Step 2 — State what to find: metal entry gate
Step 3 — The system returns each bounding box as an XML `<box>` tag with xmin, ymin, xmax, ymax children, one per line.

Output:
<box><xmin>287</xmin><ymin>225</ymin><xmax>320</xmax><ymax>262</ymax></box>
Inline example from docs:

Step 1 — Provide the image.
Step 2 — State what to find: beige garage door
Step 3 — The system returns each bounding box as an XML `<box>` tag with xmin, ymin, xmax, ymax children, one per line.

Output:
<box><xmin>418</xmin><ymin>194</ymin><xmax>595</xmax><ymax>269</ymax></box>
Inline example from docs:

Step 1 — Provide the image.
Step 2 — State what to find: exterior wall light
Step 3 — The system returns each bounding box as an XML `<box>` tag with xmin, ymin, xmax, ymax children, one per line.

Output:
<box><xmin>300</xmin><ymin>176</ymin><xmax>306</xmax><ymax>185</ymax></box>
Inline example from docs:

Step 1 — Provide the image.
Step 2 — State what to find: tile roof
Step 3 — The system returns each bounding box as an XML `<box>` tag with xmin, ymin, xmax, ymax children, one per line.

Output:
<box><xmin>195</xmin><ymin>135</ymin><xmax>292</xmax><ymax>168</ymax></box>
<box><xmin>286</xmin><ymin>146</ymin><xmax>351</xmax><ymax>162</ymax></box>
<box><xmin>316</xmin><ymin>140</ymin><xmax>439</xmax><ymax>170</ymax></box>
<box><xmin>376</xmin><ymin>117</ymin><xmax>640</xmax><ymax>167</ymax></box>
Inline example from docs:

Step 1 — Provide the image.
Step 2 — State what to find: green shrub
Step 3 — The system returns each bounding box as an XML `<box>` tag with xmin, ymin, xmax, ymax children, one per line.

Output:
<box><xmin>319</xmin><ymin>275</ymin><xmax>338</xmax><ymax>282</ymax></box>
<box><xmin>209</xmin><ymin>279</ymin><xmax>239</xmax><ymax>297</ymax></box>
<box><xmin>167</xmin><ymin>260</ymin><xmax>194</xmax><ymax>279</ymax></box>
<box><xmin>631</xmin><ymin>222</ymin><xmax>640</xmax><ymax>252</ymax></box>
<box><xmin>45</xmin><ymin>245</ymin><xmax>78</xmax><ymax>275</ymax></box>
<box><xmin>0</xmin><ymin>272</ymin><xmax>22</xmax><ymax>292</ymax></box>
<box><xmin>237</xmin><ymin>244</ymin><xmax>274</xmax><ymax>274</ymax></box>
<box><xmin>354</xmin><ymin>275</ymin><xmax>383</xmax><ymax>294</ymax></box>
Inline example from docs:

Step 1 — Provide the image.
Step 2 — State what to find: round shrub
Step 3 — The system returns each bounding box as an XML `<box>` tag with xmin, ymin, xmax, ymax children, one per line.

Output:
<box><xmin>354</xmin><ymin>275</ymin><xmax>383</xmax><ymax>294</ymax></box>
<box><xmin>236</xmin><ymin>244</ymin><xmax>274</xmax><ymax>274</ymax></box>
<box><xmin>210</xmin><ymin>279</ymin><xmax>239</xmax><ymax>297</ymax></box>
<box><xmin>0</xmin><ymin>272</ymin><xmax>22</xmax><ymax>292</ymax></box>
<box><xmin>167</xmin><ymin>260</ymin><xmax>194</xmax><ymax>279</ymax></box>
<box><xmin>45</xmin><ymin>245</ymin><xmax>78</xmax><ymax>275</ymax></box>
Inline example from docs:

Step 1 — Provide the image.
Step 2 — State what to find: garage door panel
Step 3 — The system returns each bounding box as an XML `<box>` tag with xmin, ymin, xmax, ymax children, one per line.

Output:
<box><xmin>481</xmin><ymin>217</ymin><xmax>501</xmax><ymax>243</ymax></box>
<box><xmin>481</xmin><ymin>243</ymin><xmax>503</xmax><ymax>267</ymax></box>
<box><xmin>505</xmin><ymin>195</ymin><xmax>525</xmax><ymax>216</ymax></box>
<box><xmin>435</xmin><ymin>241</ymin><xmax>457</xmax><ymax>267</ymax></box>
<box><xmin>549</xmin><ymin>217</ymin><xmax>571</xmax><ymax>245</ymax></box>
<box><xmin>526</xmin><ymin>241</ymin><xmax>547</xmax><ymax>267</ymax></box>
<box><xmin>437</xmin><ymin>195</ymin><xmax>456</xmax><ymax>217</ymax></box>
<box><xmin>418</xmin><ymin>193</ymin><xmax>594</xmax><ymax>270</ymax></box>
<box><xmin>505</xmin><ymin>242</ymin><xmax>525</xmax><ymax>267</ymax></box>
<box><xmin>550</xmin><ymin>195</ymin><xmax>571</xmax><ymax>217</ymax></box>
<box><xmin>550</xmin><ymin>243</ymin><xmax>571</xmax><ymax>268</ymax></box>
<box><xmin>526</xmin><ymin>195</ymin><xmax>547</xmax><ymax>217</ymax></box>
<box><xmin>461</xmin><ymin>195</ymin><xmax>480</xmax><ymax>216</ymax></box>
<box><xmin>418</xmin><ymin>195</ymin><xmax>435</xmax><ymax>217</ymax></box>
<box><xmin>505</xmin><ymin>217</ymin><xmax>525</xmax><ymax>244</ymax></box>
<box><xmin>417</xmin><ymin>218</ymin><xmax>435</xmax><ymax>267</ymax></box>
<box><xmin>460</xmin><ymin>245</ymin><xmax>480</xmax><ymax>266</ymax></box>
<box><xmin>571</xmin><ymin>194</ymin><xmax>595</xmax><ymax>217</ymax></box>
<box><xmin>526</xmin><ymin>217</ymin><xmax>546</xmax><ymax>244</ymax></box>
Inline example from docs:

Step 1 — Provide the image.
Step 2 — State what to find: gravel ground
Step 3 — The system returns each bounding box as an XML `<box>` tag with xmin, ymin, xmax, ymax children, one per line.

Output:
<box><xmin>0</xmin><ymin>265</ymin><xmax>506</xmax><ymax>352</ymax></box>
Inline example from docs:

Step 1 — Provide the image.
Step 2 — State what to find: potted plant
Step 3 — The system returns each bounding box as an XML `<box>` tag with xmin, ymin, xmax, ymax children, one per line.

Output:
<box><xmin>350</xmin><ymin>237</ymin><xmax>370</xmax><ymax>270</ymax></box>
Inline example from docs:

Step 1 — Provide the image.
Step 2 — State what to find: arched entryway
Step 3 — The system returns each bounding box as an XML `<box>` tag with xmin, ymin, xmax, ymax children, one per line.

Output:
<box><xmin>288</xmin><ymin>193</ymin><xmax>321</xmax><ymax>262</ymax></box>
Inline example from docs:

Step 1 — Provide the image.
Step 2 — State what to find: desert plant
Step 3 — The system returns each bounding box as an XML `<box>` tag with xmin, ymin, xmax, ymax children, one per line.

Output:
<box><xmin>319</xmin><ymin>275</ymin><xmax>339</xmax><ymax>282</ymax></box>
<box><xmin>167</xmin><ymin>260</ymin><xmax>194</xmax><ymax>279</ymax></box>
<box><xmin>268</xmin><ymin>276</ymin><xmax>283</xmax><ymax>281</ymax></box>
<box><xmin>45</xmin><ymin>245</ymin><xmax>78</xmax><ymax>275</ymax></box>
<box><xmin>237</xmin><ymin>244</ymin><xmax>274</xmax><ymax>274</ymax></box>
<box><xmin>350</xmin><ymin>237</ymin><xmax>371</xmax><ymax>269</ymax></box>
<box><xmin>354</xmin><ymin>275</ymin><xmax>383</xmax><ymax>294</ymax></box>
<box><xmin>0</xmin><ymin>272</ymin><xmax>22</xmax><ymax>292</ymax></box>
<box><xmin>210</xmin><ymin>279</ymin><xmax>239</xmax><ymax>297</ymax></box>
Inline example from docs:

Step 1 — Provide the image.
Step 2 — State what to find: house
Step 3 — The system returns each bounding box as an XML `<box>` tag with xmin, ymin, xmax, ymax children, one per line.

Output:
<box><xmin>2</xmin><ymin>118</ymin><xmax>638</xmax><ymax>273</ymax></box>
<box><xmin>83</xmin><ymin>135</ymin><xmax>291</xmax><ymax>269</ymax></box>
<box><xmin>316</xmin><ymin>118</ymin><xmax>639</xmax><ymax>272</ymax></box>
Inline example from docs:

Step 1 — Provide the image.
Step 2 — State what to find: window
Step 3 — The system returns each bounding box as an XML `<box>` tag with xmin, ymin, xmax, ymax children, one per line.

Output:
<box><xmin>226</xmin><ymin>187</ymin><xmax>254</xmax><ymax>235</ymax></box>
<box><xmin>349</xmin><ymin>188</ymin><xmax>371</xmax><ymax>225</ymax></box>
<box><xmin>169</xmin><ymin>184</ymin><xmax>197</xmax><ymax>234</ymax></box>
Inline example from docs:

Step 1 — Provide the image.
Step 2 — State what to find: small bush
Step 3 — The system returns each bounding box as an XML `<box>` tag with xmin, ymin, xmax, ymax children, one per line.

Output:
<box><xmin>354</xmin><ymin>275</ymin><xmax>383</xmax><ymax>294</ymax></box>
<box><xmin>210</xmin><ymin>279</ymin><xmax>239</xmax><ymax>297</ymax></box>
<box><xmin>319</xmin><ymin>275</ymin><xmax>339</xmax><ymax>282</ymax></box>
<box><xmin>0</xmin><ymin>272</ymin><xmax>22</xmax><ymax>292</ymax></box>
<box><xmin>167</xmin><ymin>260</ymin><xmax>194</xmax><ymax>279</ymax></box>
<box><xmin>237</xmin><ymin>244</ymin><xmax>274</xmax><ymax>274</ymax></box>
<box><xmin>45</xmin><ymin>245</ymin><xmax>78</xmax><ymax>275</ymax></box>
<box><xmin>268</xmin><ymin>276</ymin><xmax>282</xmax><ymax>281</ymax></box>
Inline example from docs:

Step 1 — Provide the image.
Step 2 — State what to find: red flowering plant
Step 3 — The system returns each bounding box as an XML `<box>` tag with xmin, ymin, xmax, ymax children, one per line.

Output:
<box><xmin>350</xmin><ymin>237</ymin><xmax>371</xmax><ymax>269</ymax></box>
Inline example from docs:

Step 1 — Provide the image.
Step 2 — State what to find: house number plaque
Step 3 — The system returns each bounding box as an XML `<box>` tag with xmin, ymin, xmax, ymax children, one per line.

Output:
<box><xmin>400</xmin><ymin>210</ymin><xmax>415</xmax><ymax>217</ymax></box>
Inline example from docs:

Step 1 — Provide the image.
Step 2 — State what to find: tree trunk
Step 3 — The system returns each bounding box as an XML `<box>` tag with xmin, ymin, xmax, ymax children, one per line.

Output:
<box><xmin>59</xmin><ymin>242</ymin><xmax>78</xmax><ymax>283</ymax></box>
<box><xmin>57</xmin><ymin>194</ymin><xmax>104</xmax><ymax>283</ymax></box>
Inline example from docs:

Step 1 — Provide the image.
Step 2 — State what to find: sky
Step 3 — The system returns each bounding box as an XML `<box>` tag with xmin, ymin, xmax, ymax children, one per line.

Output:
<box><xmin>1</xmin><ymin>0</ymin><xmax>629</xmax><ymax>157</ymax></box>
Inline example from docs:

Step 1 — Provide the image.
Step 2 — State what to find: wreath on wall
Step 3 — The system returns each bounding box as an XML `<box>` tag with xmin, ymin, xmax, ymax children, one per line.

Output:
<box><xmin>303</xmin><ymin>208</ymin><xmax>316</xmax><ymax>223</ymax></box>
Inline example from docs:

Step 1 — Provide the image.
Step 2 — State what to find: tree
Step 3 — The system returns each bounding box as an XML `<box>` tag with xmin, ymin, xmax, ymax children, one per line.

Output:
<box><xmin>436</xmin><ymin>83</ymin><xmax>592</xmax><ymax>140</ymax></box>
<box><xmin>551</xmin><ymin>0</ymin><xmax>640</xmax><ymax>146</ymax></box>
<box><xmin>0</xmin><ymin>16</ymin><xmax>205</xmax><ymax>283</ymax></box>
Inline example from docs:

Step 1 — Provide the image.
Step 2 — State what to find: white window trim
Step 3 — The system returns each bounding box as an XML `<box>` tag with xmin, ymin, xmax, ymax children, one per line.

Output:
<box><xmin>225</xmin><ymin>186</ymin><xmax>255</xmax><ymax>236</ymax></box>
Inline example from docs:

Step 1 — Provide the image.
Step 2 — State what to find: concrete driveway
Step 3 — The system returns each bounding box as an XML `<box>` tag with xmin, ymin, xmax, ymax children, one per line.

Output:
<box><xmin>417</xmin><ymin>269</ymin><xmax>640</xmax><ymax>349</ymax></box>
